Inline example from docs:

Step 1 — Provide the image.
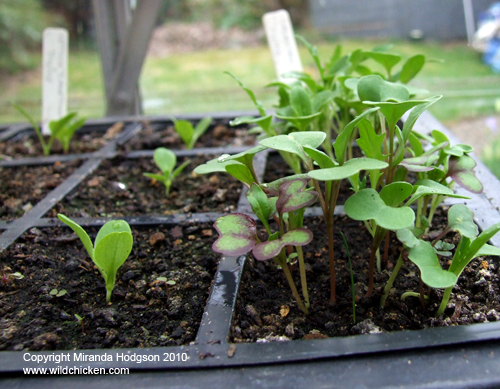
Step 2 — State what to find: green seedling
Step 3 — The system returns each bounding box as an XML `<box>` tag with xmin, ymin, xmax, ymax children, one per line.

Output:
<box><xmin>212</xmin><ymin>179</ymin><xmax>317</xmax><ymax>314</ymax></box>
<box><xmin>156</xmin><ymin>277</ymin><xmax>176</xmax><ymax>298</ymax></box>
<box><xmin>345</xmin><ymin>181</ymin><xmax>469</xmax><ymax>297</ymax></box>
<box><xmin>57</xmin><ymin>214</ymin><xmax>133</xmax><ymax>303</ymax></box>
<box><xmin>143</xmin><ymin>147</ymin><xmax>191</xmax><ymax>196</ymax></box>
<box><xmin>383</xmin><ymin>204</ymin><xmax>500</xmax><ymax>316</ymax></box>
<box><xmin>74</xmin><ymin>314</ymin><xmax>85</xmax><ymax>333</ymax></box>
<box><xmin>49</xmin><ymin>288</ymin><xmax>67</xmax><ymax>297</ymax></box>
<box><xmin>1</xmin><ymin>268</ymin><xmax>24</xmax><ymax>287</ymax></box>
<box><xmin>12</xmin><ymin>102</ymin><xmax>86</xmax><ymax>155</ymax></box>
<box><xmin>172</xmin><ymin>116</ymin><xmax>212</xmax><ymax>149</ymax></box>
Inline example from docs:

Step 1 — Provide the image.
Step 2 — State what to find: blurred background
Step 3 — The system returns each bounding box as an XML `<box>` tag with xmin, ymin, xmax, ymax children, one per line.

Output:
<box><xmin>1</xmin><ymin>0</ymin><xmax>500</xmax><ymax>176</ymax></box>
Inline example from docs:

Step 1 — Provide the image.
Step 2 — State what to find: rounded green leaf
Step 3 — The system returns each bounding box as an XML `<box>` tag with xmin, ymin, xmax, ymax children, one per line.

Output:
<box><xmin>447</xmin><ymin>204</ymin><xmax>478</xmax><ymax>238</ymax></box>
<box><xmin>95</xmin><ymin>220</ymin><xmax>132</xmax><ymax>249</ymax></box>
<box><xmin>344</xmin><ymin>188</ymin><xmax>415</xmax><ymax>230</ymax></box>
<box><xmin>94</xmin><ymin>231</ymin><xmax>134</xmax><ymax>281</ymax></box>
<box><xmin>380</xmin><ymin>182</ymin><xmax>413</xmax><ymax>207</ymax></box>
<box><xmin>358</xmin><ymin>75</ymin><xmax>409</xmax><ymax>103</ymax></box>
<box><xmin>407</xmin><ymin>240</ymin><xmax>458</xmax><ymax>288</ymax></box>
<box><xmin>153</xmin><ymin>147</ymin><xmax>176</xmax><ymax>174</ymax></box>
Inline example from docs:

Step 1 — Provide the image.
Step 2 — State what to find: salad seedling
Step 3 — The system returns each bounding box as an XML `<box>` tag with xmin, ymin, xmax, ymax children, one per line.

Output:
<box><xmin>12</xmin><ymin>102</ymin><xmax>86</xmax><ymax>155</ymax></box>
<box><xmin>156</xmin><ymin>277</ymin><xmax>176</xmax><ymax>298</ymax></box>
<box><xmin>212</xmin><ymin>179</ymin><xmax>317</xmax><ymax>314</ymax></box>
<box><xmin>382</xmin><ymin>204</ymin><xmax>500</xmax><ymax>315</ymax></box>
<box><xmin>171</xmin><ymin>116</ymin><xmax>212</xmax><ymax>149</ymax></box>
<box><xmin>143</xmin><ymin>147</ymin><xmax>191</xmax><ymax>196</ymax></box>
<box><xmin>74</xmin><ymin>314</ymin><xmax>85</xmax><ymax>333</ymax></box>
<box><xmin>57</xmin><ymin>214</ymin><xmax>133</xmax><ymax>303</ymax></box>
<box><xmin>49</xmin><ymin>288</ymin><xmax>67</xmax><ymax>297</ymax></box>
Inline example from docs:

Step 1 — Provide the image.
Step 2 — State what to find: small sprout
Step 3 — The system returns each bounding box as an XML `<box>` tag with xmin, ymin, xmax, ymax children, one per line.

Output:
<box><xmin>74</xmin><ymin>314</ymin><xmax>85</xmax><ymax>333</ymax></box>
<box><xmin>57</xmin><ymin>214</ymin><xmax>133</xmax><ymax>303</ymax></box>
<box><xmin>49</xmin><ymin>288</ymin><xmax>67</xmax><ymax>297</ymax></box>
<box><xmin>155</xmin><ymin>277</ymin><xmax>176</xmax><ymax>298</ymax></box>
<box><xmin>1</xmin><ymin>268</ymin><xmax>24</xmax><ymax>287</ymax></box>
<box><xmin>12</xmin><ymin>102</ymin><xmax>85</xmax><ymax>155</ymax></box>
<box><xmin>143</xmin><ymin>147</ymin><xmax>190</xmax><ymax>196</ymax></box>
<box><xmin>172</xmin><ymin>116</ymin><xmax>212</xmax><ymax>149</ymax></box>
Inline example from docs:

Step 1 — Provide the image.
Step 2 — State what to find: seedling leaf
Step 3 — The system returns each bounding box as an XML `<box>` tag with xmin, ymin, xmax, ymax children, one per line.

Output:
<box><xmin>253</xmin><ymin>228</ymin><xmax>313</xmax><ymax>261</ymax></box>
<box><xmin>276</xmin><ymin>179</ymin><xmax>318</xmax><ymax>214</ymax></box>
<box><xmin>344</xmin><ymin>189</ymin><xmax>415</xmax><ymax>230</ymax></box>
<box><xmin>213</xmin><ymin>214</ymin><xmax>257</xmax><ymax>256</ymax></box>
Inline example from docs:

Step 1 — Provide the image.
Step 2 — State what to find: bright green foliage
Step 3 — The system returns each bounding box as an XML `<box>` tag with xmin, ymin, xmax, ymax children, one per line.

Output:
<box><xmin>394</xmin><ymin>204</ymin><xmax>500</xmax><ymax>316</ymax></box>
<box><xmin>143</xmin><ymin>147</ymin><xmax>190</xmax><ymax>195</ymax></box>
<box><xmin>12</xmin><ymin>102</ymin><xmax>86</xmax><ymax>155</ymax></box>
<box><xmin>345</xmin><ymin>188</ymin><xmax>415</xmax><ymax>230</ymax></box>
<box><xmin>57</xmin><ymin>214</ymin><xmax>133</xmax><ymax>303</ymax></box>
<box><xmin>172</xmin><ymin>116</ymin><xmax>212</xmax><ymax>149</ymax></box>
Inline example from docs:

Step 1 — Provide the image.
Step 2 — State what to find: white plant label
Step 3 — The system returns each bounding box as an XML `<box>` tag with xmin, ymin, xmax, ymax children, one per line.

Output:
<box><xmin>42</xmin><ymin>28</ymin><xmax>68</xmax><ymax>135</ymax></box>
<box><xmin>262</xmin><ymin>10</ymin><xmax>303</xmax><ymax>81</ymax></box>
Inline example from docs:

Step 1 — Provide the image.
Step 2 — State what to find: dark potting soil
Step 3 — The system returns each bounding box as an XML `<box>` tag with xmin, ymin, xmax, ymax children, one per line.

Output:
<box><xmin>263</xmin><ymin>153</ymin><xmax>356</xmax><ymax>205</ymax></box>
<box><xmin>46</xmin><ymin>155</ymin><xmax>242</xmax><ymax>219</ymax></box>
<box><xmin>0</xmin><ymin>222</ymin><xmax>219</xmax><ymax>351</ymax></box>
<box><xmin>0</xmin><ymin>160</ymin><xmax>81</xmax><ymax>221</ymax></box>
<box><xmin>230</xmin><ymin>212</ymin><xmax>500</xmax><ymax>343</ymax></box>
<box><xmin>118</xmin><ymin>119</ymin><xmax>255</xmax><ymax>152</ymax></box>
<box><xmin>0</xmin><ymin>123</ymin><xmax>125</xmax><ymax>159</ymax></box>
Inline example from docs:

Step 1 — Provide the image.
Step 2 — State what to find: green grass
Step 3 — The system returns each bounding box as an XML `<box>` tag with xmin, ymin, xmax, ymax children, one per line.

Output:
<box><xmin>1</xmin><ymin>37</ymin><xmax>499</xmax><ymax>124</ymax></box>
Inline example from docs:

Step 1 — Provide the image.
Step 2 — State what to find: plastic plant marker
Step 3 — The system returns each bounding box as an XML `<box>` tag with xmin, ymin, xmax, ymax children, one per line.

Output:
<box><xmin>212</xmin><ymin>213</ymin><xmax>258</xmax><ymax>256</ymax></box>
<box><xmin>252</xmin><ymin>228</ymin><xmax>313</xmax><ymax>261</ymax></box>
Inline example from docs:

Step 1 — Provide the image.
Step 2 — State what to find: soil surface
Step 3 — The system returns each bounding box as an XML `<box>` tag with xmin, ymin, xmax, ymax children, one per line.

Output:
<box><xmin>230</xmin><ymin>211</ymin><xmax>500</xmax><ymax>342</ymax></box>
<box><xmin>0</xmin><ymin>223</ymin><xmax>219</xmax><ymax>351</ymax></box>
<box><xmin>119</xmin><ymin>119</ymin><xmax>255</xmax><ymax>152</ymax></box>
<box><xmin>0</xmin><ymin>123</ymin><xmax>125</xmax><ymax>159</ymax></box>
<box><xmin>47</xmin><ymin>155</ymin><xmax>242</xmax><ymax>218</ymax></box>
<box><xmin>0</xmin><ymin>160</ymin><xmax>81</xmax><ymax>221</ymax></box>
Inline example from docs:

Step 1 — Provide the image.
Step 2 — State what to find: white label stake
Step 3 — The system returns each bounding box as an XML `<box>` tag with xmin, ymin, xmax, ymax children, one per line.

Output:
<box><xmin>262</xmin><ymin>10</ymin><xmax>303</xmax><ymax>81</ymax></box>
<box><xmin>42</xmin><ymin>28</ymin><xmax>68</xmax><ymax>135</ymax></box>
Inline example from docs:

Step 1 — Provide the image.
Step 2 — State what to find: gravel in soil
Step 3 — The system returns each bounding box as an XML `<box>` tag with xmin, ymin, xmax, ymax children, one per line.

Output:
<box><xmin>0</xmin><ymin>123</ymin><xmax>124</xmax><ymax>159</ymax></box>
<box><xmin>0</xmin><ymin>223</ymin><xmax>219</xmax><ymax>351</ymax></box>
<box><xmin>119</xmin><ymin>119</ymin><xmax>255</xmax><ymax>152</ymax></box>
<box><xmin>0</xmin><ymin>160</ymin><xmax>81</xmax><ymax>221</ymax></box>
<box><xmin>230</xmin><ymin>212</ymin><xmax>500</xmax><ymax>343</ymax></box>
<box><xmin>47</xmin><ymin>155</ymin><xmax>242</xmax><ymax>218</ymax></box>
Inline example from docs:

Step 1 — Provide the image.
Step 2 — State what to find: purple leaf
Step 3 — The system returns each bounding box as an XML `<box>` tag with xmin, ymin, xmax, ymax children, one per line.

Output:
<box><xmin>213</xmin><ymin>213</ymin><xmax>257</xmax><ymax>256</ymax></box>
<box><xmin>253</xmin><ymin>228</ymin><xmax>313</xmax><ymax>261</ymax></box>
<box><xmin>276</xmin><ymin>179</ymin><xmax>318</xmax><ymax>214</ymax></box>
